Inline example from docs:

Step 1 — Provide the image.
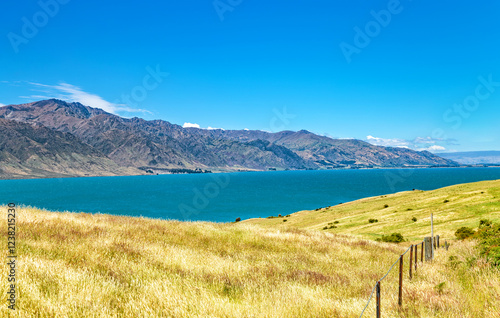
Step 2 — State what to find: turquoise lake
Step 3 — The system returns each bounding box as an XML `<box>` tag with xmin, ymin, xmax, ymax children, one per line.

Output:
<box><xmin>1</xmin><ymin>167</ymin><xmax>499</xmax><ymax>222</ymax></box>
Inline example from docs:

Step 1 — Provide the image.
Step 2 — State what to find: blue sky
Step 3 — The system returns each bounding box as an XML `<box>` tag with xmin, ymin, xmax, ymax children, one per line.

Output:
<box><xmin>1</xmin><ymin>0</ymin><xmax>499</xmax><ymax>152</ymax></box>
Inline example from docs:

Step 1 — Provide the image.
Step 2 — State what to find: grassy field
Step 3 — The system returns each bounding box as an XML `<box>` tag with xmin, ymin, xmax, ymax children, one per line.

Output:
<box><xmin>245</xmin><ymin>179</ymin><xmax>500</xmax><ymax>242</ymax></box>
<box><xmin>0</xmin><ymin>179</ymin><xmax>499</xmax><ymax>317</ymax></box>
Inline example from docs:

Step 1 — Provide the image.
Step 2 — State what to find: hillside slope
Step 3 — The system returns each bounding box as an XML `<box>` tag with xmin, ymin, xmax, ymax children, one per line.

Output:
<box><xmin>244</xmin><ymin>179</ymin><xmax>500</xmax><ymax>241</ymax></box>
<box><xmin>0</xmin><ymin>118</ymin><xmax>141</xmax><ymax>179</ymax></box>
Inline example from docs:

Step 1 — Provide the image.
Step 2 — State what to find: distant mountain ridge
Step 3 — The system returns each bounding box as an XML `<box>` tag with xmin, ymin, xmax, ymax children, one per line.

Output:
<box><xmin>0</xmin><ymin>99</ymin><xmax>458</xmax><ymax>178</ymax></box>
<box><xmin>439</xmin><ymin>151</ymin><xmax>500</xmax><ymax>165</ymax></box>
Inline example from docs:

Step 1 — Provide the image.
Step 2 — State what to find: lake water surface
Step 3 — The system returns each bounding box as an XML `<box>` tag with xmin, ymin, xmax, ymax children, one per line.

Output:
<box><xmin>1</xmin><ymin>167</ymin><xmax>499</xmax><ymax>222</ymax></box>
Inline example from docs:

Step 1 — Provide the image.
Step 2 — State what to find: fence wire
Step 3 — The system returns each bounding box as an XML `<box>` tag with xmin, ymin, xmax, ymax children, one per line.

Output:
<box><xmin>359</xmin><ymin>242</ymin><xmax>423</xmax><ymax>318</ymax></box>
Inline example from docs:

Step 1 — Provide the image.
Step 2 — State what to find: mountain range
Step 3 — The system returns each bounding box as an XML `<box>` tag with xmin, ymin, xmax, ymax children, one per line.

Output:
<box><xmin>0</xmin><ymin>99</ymin><xmax>458</xmax><ymax>179</ymax></box>
<box><xmin>439</xmin><ymin>151</ymin><xmax>500</xmax><ymax>165</ymax></box>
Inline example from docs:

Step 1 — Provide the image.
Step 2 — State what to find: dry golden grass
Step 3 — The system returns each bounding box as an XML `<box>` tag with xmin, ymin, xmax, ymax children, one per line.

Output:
<box><xmin>0</xmin><ymin>179</ymin><xmax>498</xmax><ymax>317</ymax></box>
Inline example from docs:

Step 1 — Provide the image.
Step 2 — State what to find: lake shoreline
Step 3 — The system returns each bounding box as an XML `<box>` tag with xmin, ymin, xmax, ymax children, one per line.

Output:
<box><xmin>1</xmin><ymin>164</ymin><xmax>498</xmax><ymax>181</ymax></box>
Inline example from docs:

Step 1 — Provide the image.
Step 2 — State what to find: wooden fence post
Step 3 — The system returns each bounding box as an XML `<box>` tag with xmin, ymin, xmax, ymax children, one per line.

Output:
<box><xmin>421</xmin><ymin>242</ymin><xmax>424</xmax><ymax>262</ymax></box>
<box><xmin>437</xmin><ymin>235</ymin><xmax>440</xmax><ymax>248</ymax></box>
<box><xmin>398</xmin><ymin>256</ymin><xmax>403</xmax><ymax>306</ymax></box>
<box><xmin>424</xmin><ymin>237</ymin><xmax>432</xmax><ymax>262</ymax></box>
<box><xmin>414</xmin><ymin>244</ymin><xmax>418</xmax><ymax>272</ymax></box>
<box><xmin>376</xmin><ymin>281</ymin><xmax>381</xmax><ymax>318</ymax></box>
<box><xmin>409</xmin><ymin>245</ymin><xmax>413</xmax><ymax>280</ymax></box>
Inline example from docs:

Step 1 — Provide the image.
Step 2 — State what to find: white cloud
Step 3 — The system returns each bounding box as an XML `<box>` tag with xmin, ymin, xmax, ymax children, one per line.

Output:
<box><xmin>24</xmin><ymin>82</ymin><xmax>150</xmax><ymax>115</ymax></box>
<box><xmin>414</xmin><ymin>136</ymin><xmax>437</xmax><ymax>144</ymax></box>
<box><xmin>0</xmin><ymin>103</ymin><xmax>5</xmax><ymax>107</ymax></box>
<box><xmin>426</xmin><ymin>145</ymin><xmax>446</xmax><ymax>152</ymax></box>
<box><xmin>366</xmin><ymin>135</ymin><xmax>450</xmax><ymax>152</ymax></box>
<box><xmin>366</xmin><ymin>135</ymin><xmax>410</xmax><ymax>148</ymax></box>
<box><xmin>182</xmin><ymin>123</ymin><xmax>225</xmax><ymax>130</ymax></box>
<box><xmin>183</xmin><ymin>122</ymin><xmax>200</xmax><ymax>128</ymax></box>
<box><xmin>207</xmin><ymin>126</ymin><xmax>224</xmax><ymax>130</ymax></box>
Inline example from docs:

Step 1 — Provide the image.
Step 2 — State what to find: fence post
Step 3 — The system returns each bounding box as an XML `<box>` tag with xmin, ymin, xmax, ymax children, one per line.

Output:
<box><xmin>437</xmin><ymin>235</ymin><xmax>440</xmax><ymax>248</ymax></box>
<box><xmin>398</xmin><ymin>256</ymin><xmax>403</xmax><ymax>306</ymax></box>
<box><xmin>409</xmin><ymin>245</ymin><xmax>413</xmax><ymax>280</ymax></box>
<box><xmin>376</xmin><ymin>281</ymin><xmax>381</xmax><ymax>318</ymax></box>
<box><xmin>424</xmin><ymin>237</ymin><xmax>432</xmax><ymax>262</ymax></box>
<box><xmin>414</xmin><ymin>243</ymin><xmax>418</xmax><ymax>272</ymax></box>
<box><xmin>421</xmin><ymin>242</ymin><xmax>424</xmax><ymax>262</ymax></box>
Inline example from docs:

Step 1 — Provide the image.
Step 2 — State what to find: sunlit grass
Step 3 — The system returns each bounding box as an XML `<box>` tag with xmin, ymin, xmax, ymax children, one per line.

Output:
<box><xmin>246</xmin><ymin>179</ymin><xmax>500</xmax><ymax>242</ymax></box>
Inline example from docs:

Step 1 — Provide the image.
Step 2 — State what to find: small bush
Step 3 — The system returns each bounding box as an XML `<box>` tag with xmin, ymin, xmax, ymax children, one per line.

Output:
<box><xmin>455</xmin><ymin>227</ymin><xmax>475</xmax><ymax>240</ymax></box>
<box><xmin>283</xmin><ymin>219</ymin><xmax>287</xmax><ymax>222</ymax></box>
<box><xmin>476</xmin><ymin>221</ymin><xmax>500</xmax><ymax>266</ymax></box>
<box><xmin>412</xmin><ymin>217</ymin><xmax>417</xmax><ymax>222</ymax></box>
<box><xmin>278</xmin><ymin>214</ymin><xmax>282</xmax><ymax>217</ymax></box>
<box><xmin>235</xmin><ymin>217</ymin><xmax>241</xmax><ymax>222</ymax></box>
<box><xmin>443</xmin><ymin>199</ymin><xmax>450</xmax><ymax>203</ymax></box>
<box><xmin>369</xmin><ymin>219</ymin><xmax>378</xmax><ymax>223</ymax></box>
<box><xmin>406</xmin><ymin>208</ymin><xmax>413</xmax><ymax>211</ymax></box>
<box><xmin>384</xmin><ymin>204</ymin><xmax>389</xmax><ymax>208</ymax></box>
<box><xmin>285</xmin><ymin>214</ymin><xmax>291</xmax><ymax>217</ymax></box>
<box><xmin>479</xmin><ymin>219</ymin><xmax>492</xmax><ymax>228</ymax></box>
<box><xmin>377</xmin><ymin>233</ymin><xmax>405</xmax><ymax>243</ymax></box>
<box><xmin>322</xmin><ymin>225</ymin><xmax>337</xmax><ymax>230</ymax></box>
<box><xmin>334</xmin><ymin>221</ymin><xmax>339</xmax><ymax>224</ymax></box>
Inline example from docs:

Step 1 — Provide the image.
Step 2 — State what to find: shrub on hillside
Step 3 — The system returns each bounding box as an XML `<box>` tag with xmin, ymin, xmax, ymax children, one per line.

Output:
<box><xmin>377</xmin><ymin>233</ymin><xmax>405</xmax><ymax>243</ymax></box>
<box><xmin>455</xmin><ymin>227</ymin><xmax>475</xmax><ymax>240</ymax></box>
<box><xmin>412</xmin><ymin>217</ymin><xmax>417</xmax><ymax>222</ymax></box>
<box><xmin>479</xmin><ymin>219</ymin><xmax>492</xmax><ymax>228</ymax></box>
<box><xmin>235</xmin><ymin>217</ymin><xmax>241</xmax><ymax>222</ymax></box>
<box><xmin>475</xmin><ymin>221</ymin><xmax>500</xmax><ymax>266</ymax></box>
<box><xmin>368</xmin><ymin>219</ymin><xmax>378</xmax><ymax>223</ymax></box>
<box><xmin>322</xmin><ymin>225</ymin><xmax>337</xmax><ymax>230</ymax></box>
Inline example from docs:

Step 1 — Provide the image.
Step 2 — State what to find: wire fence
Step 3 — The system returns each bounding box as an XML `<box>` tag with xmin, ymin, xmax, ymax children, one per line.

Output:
<box><xmin>359</xmin><ymin>235</ymin><xmax>446</xmax><ymax>317</ymax></box>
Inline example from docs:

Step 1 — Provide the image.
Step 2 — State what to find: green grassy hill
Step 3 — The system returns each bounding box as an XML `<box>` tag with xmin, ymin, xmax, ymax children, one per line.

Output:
<box><xmin>244</xmin><ymin>179</ymin><xmax>500</xmax><ymax>242</ymax></box>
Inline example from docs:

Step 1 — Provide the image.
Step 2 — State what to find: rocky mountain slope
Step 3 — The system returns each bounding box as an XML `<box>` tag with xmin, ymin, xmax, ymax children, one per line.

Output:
<box><xmin>0</xmin><ymin>118</ymin><xmax>140</xmax><ymax>179</ymax></box>
<box><xmin>0</xmin><ymin>99</ymin><xmax>458</xmax><ymax>178</ymax></box>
